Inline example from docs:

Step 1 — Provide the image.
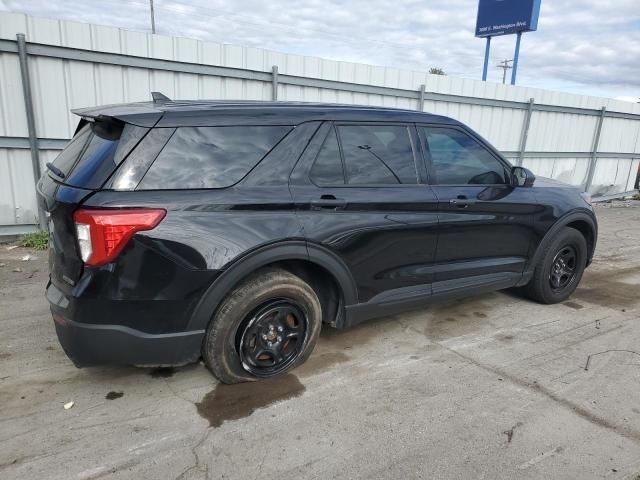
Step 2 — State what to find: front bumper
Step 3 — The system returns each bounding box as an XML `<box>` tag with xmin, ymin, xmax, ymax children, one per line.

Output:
<box><xmin>47</xmin><ymin>282</ymin><xmax>204</xmax><ymax>367</ymax></box>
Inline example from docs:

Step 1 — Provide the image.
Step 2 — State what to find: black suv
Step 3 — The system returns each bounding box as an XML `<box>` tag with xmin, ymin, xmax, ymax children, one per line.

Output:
<box><xmin>38</xmin><ymin>99</ymin><xmax>597</xmax><ymax>383</ymax></box>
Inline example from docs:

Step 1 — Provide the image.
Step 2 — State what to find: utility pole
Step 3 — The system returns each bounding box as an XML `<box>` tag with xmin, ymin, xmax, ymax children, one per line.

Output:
<box><xmin>497</xmin><ymin>59</ymin><xmax>513</xmax><ymax>84</ymax></box>
<box><xmin>149</xmin><ymin>0</ymin><xmax>156</xmax><ymax>34</ymax></box>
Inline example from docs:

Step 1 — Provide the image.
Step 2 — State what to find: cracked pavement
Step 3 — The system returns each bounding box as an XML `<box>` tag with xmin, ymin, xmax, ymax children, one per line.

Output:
<box><xmin>1</xmin><ymin>202</ymin><xmax>640</xmax><ymax>479</ymax></box>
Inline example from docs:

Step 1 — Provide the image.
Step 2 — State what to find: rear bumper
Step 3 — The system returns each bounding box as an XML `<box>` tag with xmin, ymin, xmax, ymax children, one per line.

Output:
<box><xmin>47</xmin><ymin>282</ymin><xmax>204</xmax><ymax>367</ymax></box>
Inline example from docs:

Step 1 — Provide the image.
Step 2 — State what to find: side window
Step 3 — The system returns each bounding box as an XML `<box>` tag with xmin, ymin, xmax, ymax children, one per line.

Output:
<box><xmin>337</xmin><ymin>125</ymin><xmax>417</xmax><ymax>185</ymax></box>
<box><xmin>110</xmin><ymin>128</ymin><xmax>176</xmax><ymax>190</ymax></box>
<box><xmin>138</xmin><ymin>125</ymin><xmax>292</xmax><ymax>189</ymax></box>
<box><xmin>309</xmin><ymin>127</ymin><xmax>345</xmax><ymax>185</ymax></box>
<box><xmin>423</xmin><ymin>127</ymin><xmax>507</xmax><ymax>185</ymax></box>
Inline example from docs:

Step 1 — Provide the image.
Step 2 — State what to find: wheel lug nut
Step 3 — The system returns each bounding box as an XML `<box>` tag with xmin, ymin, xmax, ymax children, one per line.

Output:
<box><xmin>277</xmin><ymin>336</ymin><xmax>282</xmax><ymax>342</ymax></box>
<box><xmin>262</xmin><ymin>334</ymin><xmax>268</xmax><ymax>340</ymax></box>
<box><xmin>269</xmin><ymin>324</ymin><xmax>274</xmax><ymax>331</ymax></box>
<box><xmin>277</xmin><ymin>326</ymin><xmax>283</xmax><ymax>332</ymax></box>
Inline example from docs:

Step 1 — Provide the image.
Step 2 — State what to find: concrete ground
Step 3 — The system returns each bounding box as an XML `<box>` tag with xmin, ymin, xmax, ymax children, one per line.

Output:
<box><xmin>1</xmin><ymin>203</ymin><xmax>640</xmax><ymax>480</ymax></box>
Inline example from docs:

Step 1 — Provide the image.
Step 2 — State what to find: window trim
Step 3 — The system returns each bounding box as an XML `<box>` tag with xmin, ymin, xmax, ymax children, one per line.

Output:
<box><xmin>308</xmin><ymin>121</ymin><xmax>422</xmax><ymax>188</ymax></box>
<box><xmin>417</xmin><ymin>124</ymin><xmax>514</xmax><ymax>187</ymax></box>
<box><xmin>308</xmin><ymin>123</ymin><xmax>347</xmax><ymax>187</ymax></box>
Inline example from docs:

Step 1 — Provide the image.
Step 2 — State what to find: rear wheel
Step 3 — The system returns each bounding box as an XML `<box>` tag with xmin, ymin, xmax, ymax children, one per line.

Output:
<box><xmin>524</xmin><ymin>227</ymin><xmax>587</xmax><ymax>304</ymax></box>
<box><xmin>202</xmin><ymin>268</ymin><xmax>322</xmax><ymax>384</ymax></box>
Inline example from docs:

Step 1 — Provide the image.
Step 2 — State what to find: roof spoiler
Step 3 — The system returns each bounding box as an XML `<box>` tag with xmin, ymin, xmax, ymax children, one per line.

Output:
<box><xmin>151</xmin><ymin>91</ymin><xmax>171</xmax><ymax>103</ymax></box>
<box><xmin>72</xmin><ymin>114</ymin><xmax>124</xmax><ymax>136</ymax></box>
<box><xmin>71</xmin><ymin>102</ymin><xmax>164</xmax><ymax>128</ymax></box>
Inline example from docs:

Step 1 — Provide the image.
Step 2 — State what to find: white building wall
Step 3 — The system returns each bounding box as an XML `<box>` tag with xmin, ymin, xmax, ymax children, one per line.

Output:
<box><xmin>1</xmin><ymin>11</ymin><xmax>639</xmax><ymax>230</ymax></box>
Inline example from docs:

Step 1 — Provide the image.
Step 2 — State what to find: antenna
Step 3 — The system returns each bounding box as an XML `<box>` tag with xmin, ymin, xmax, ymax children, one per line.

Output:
<box><xmin>151</xmin><ymin>92</ymin><xmax>171</xmax><ymax>103</ymax></box>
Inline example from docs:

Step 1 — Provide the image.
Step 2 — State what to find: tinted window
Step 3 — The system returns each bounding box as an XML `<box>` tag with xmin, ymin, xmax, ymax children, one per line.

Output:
<box><xmin>338</xmin><ymin>125</ymin><xmax>417</xmax><ymax>185</ymax></box>
<box><xmin>309</xmin><ymin>127</ymin><xmax>344</xmax><ymax>185</ymax></box>
<box><xmin>113</xmin><ymin>125</ymin><xmax>150</xmax><ymax>165</ymax></box>
<box><xmin>50</xmin><ymin>124</ymin><xmax>92</xmax><ymax>177</ymax></box>
<box><xmin>424</xmin><ymin>128</ymin><xmax>507</xmax><ymax>185</ymax></box>
<box><xmin>51</xmin><ymin>122</ymin><xmax>148</xmax><ymax>189</ymax></box>
<box><xmin>64</xmin><ymin>134</ymin><xmax>118</xmax><ymax>188</ymax></box>
<box><xmin>110</xmin><ymin>128</ymin><xmax>176</xmax><ymax>190</ymax></box>
<box><xmin>139</xmin><ymin>126</ymin><xmax>292</xmax><ymax>189</ymax></box>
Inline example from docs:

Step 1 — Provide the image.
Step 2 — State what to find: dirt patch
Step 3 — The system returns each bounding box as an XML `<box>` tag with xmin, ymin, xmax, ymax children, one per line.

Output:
<box><xmin>0</xmin><ymin>352</ymin><xmax>11</xmax><ymax>359</ymax></box>
<box><xmin>574</xmin><ymin>267</ymin><xmax>640</xmax><ymax>309</ymax></box>
<box><xmin>105</xmin><ymin>391</ymin><xmax>124</xmax><ymax>400</ymax></box>
<box><xmin>563</xmin><ymin>301</ymin><xmax>584</xmax><ymax>310</ymax></box>
<box><xmin>297</xmin><ymin>351</ymin><xmax>350</xmax><ymax>376</ymax></box>
<box><xmin>196</xmin><ymin>374</ymin><xmax>305</xmax><ymax>428</ymax></box>
<box><xmin>423</xmin><ymin>295</ymin><xmax>497</xmax><ymax>340</ymax></box>
<box><xmin>495</xmin><ymin>333</ymin><xmax>515</xmax><ymax>342</ymax></box>
<box><xmin>319</xmin><ymin>320</ymin><xmax>389</xmax><ymax>350</ymax></box>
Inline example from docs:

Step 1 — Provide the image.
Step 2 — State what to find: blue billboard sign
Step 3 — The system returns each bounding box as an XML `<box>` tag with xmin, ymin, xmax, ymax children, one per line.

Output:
<box><xmin>475</xmin><ymin>0</ymin><xmax>541</xmax><ymax>38</ymax></box>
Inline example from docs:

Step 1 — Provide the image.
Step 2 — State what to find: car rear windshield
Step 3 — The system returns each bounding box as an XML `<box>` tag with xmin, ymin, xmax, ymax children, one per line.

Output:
<box><xmin>136</xmin><ymin>125</ymin><xmax>293</xmax><ymax>190</ymax></box>
<box><xmin>48</xmin><ymin>121</ymin><xmax>149</xmax><ymax>189</ymax></box>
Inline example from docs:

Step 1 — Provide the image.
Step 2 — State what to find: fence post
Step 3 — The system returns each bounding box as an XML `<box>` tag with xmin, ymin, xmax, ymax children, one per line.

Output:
<box><xmin>517</xmin><ymin>97</ymin><xmax>534</xmax><ymax>166</ymax></box>
<box><xmin>417</xmin><ymin>84</ymin><xmax>425</xmax><ymax>111</ymax></box>
<box><xmin>16</xmin><ymin>33</ymin><xmax>46</xmax><ymax>231</ymax></box>
<box><xmin>271</xmin><ymin>65</ymin><xmax>278</xmax><ymax>101</ymax></box>
<box><xmin>584</xmin><ymin>106</ymin><xmax>606</xmax><ymax>192</ymax></box>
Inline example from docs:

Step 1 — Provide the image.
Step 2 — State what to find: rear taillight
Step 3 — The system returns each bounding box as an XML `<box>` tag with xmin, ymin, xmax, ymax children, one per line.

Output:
<box><xmin>73</xmin><ymin>208</ymin><xmax>166</xmax><ymax>266</ymax></box>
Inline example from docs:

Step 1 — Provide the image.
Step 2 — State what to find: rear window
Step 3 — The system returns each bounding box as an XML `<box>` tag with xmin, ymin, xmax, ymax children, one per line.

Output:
<box><xmin>49</xmin><ymin>121</ymin><xmax>149</xmax><ymax>189</ymax></box>
<box><xmin>137</xmin><ymin>126</ymin><xmax>292</xmax><ymax>190</ymax></box>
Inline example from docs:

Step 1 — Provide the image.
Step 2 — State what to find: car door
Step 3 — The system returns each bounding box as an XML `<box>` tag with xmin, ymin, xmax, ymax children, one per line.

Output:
<box><xmin>418</xmin><ymin>124</ymin><xmax>539</xmax><ymax>287</ymax></box>
<box><xmin>290</xmin><ymin>121</ymin><xmax>439</xmax><ymax>306</ymax></box>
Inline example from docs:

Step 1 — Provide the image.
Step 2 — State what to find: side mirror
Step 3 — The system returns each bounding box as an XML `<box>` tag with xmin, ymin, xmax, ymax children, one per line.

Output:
<box><xmin>512</xmin><ymin>166</ymin><xmax>535</xmax><ymax>187</ymax></box>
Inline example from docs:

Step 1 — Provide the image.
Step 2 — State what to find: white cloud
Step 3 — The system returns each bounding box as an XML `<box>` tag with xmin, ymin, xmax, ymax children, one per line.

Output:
<box><xmin>1</xmin><ymin>0</ymin><xmax>639</xmax><ymax>98</ymax></box>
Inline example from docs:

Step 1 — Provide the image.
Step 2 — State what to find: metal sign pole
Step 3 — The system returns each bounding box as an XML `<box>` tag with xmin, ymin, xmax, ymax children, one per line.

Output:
<box><xmin>482</xmin><ymin>36</ymin><xmax>491</xmax><ymax>81</ymax></box>
<box><xmin>511</xmin><ymin>32</ymin><xmax>522</xmax><ymax>85</ymax></box>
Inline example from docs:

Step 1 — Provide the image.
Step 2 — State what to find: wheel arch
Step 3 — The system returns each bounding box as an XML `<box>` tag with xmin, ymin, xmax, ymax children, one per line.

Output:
<box><xmin>186</xmin><ymin>240</ymin><xmax>358</xmax><ymax>333</ymax></box>
<box><xmin>529</xmin><ymin>209</ymin><xmax>597</xmax><ymax>274</ymax></box>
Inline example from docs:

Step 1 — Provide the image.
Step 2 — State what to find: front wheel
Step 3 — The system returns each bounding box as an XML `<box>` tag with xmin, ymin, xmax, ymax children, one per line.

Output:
<box><xmin>523</xmin><ymin>226</ymin><xmax>588</xmax><ymax>304</ymax></box>
<box><xmin>202</xmin><ymin>268</ymin><xmax>322</xmax><ymax>384</ymax></box>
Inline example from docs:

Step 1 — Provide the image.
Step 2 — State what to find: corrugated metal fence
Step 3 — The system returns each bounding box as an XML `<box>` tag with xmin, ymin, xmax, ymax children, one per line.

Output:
<box><xmin>1</xmin><ymin>12</ymin><xmax>639</xmax><ymax>235</ymax></box>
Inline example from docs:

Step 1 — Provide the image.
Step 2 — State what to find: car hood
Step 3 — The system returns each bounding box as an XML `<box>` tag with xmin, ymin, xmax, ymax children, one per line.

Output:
<box><xmin>533</xmin><ymin>176</ymin><xmax>577</xmax><ymax>189</ymax></box>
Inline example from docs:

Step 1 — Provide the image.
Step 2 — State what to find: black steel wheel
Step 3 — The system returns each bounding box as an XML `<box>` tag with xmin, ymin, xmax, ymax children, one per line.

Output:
<box><xmin>238</xmin><ymin>299</ymin><xmax>308</xmax><ymax>377</ymax></box>
<box><xmin>202</xmin><ymin>268</ymin><xmax>322</xmax><ymax>384</ymax></box>
<box><xmin>523</xmin><ymin>226</ymin><xmax>587</xmax><ymax>304</ymax></box>
<box><xmin>548</xmin><ymin>245</ymin><xmax>578</xmax><ymax>292</ymax></box>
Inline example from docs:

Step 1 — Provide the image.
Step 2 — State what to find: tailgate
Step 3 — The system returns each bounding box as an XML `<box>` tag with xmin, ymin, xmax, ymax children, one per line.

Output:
<box><xmin>39</xmin><ymin>118</ymin><xmax>150</xmax><ymax>289</ymax></box>
<box><xmin>37</xmin><ymin>174</ymin><xmax>93</xmax><ymax>290</ymax></box>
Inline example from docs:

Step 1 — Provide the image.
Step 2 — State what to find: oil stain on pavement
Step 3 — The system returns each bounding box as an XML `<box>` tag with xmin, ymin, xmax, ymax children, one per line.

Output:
<box><xmin>575</xmin><ymin>266</ymin><xmax>640</xmax><ymax>309</ymax></box>
<box><xmin>196</xmin><ymin>374</ymin><xmax>305</xmax><ymax>428</ymax></box>
<box><xmin>148</xmin><ymin>367</ymin><xmax>175</xmax><ymax>378</ymax></box>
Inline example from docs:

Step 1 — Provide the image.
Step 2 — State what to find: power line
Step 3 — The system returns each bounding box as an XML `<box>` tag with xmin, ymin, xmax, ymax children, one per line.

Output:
<box><xmin>497</xmin><ymin>59</ymin><xmax>513</xmax><ymax>84</ymax></box>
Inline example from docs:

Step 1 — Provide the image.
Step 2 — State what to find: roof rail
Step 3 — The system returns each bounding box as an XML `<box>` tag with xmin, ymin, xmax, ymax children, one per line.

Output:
<box><xmin>151</xmin><ymin>91</ymin><xmax>171</xmax><ymax>103</ymax></box>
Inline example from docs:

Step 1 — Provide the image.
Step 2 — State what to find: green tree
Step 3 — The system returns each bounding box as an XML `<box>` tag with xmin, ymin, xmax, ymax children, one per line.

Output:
<box><xmin>429</xmin><ymin>67</ymin><xmax>446</xmax><ymax>75</ymax></box>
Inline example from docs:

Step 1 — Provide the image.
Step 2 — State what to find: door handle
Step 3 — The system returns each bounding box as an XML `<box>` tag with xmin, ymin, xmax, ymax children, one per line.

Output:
<box><xmin>449</xmin><ymin>197</ymin><xmax>473</xmax><ymax>208</ymax></box>
<box><xmin>311</xmin><ymin>195</ymin><xmax>347</xmax><ymax>210</ymax></box>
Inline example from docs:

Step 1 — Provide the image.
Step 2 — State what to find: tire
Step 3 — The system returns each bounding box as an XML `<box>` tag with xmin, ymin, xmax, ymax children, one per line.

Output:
<box><xmin>523</xmin><ymin>226</ymin><xmax>588</xmax><ymax>304</ymax></box>
<box><xmin>202</xmin><ymin>267</ymin><xmax>322</xmax><ymax>384</ymax></box>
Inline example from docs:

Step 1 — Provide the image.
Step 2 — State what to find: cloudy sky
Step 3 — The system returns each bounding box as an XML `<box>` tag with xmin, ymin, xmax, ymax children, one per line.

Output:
<box><xmin>1</xmin><ymin>0</ymin><xmax>639</xmax><ymax>100</ymax></box>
